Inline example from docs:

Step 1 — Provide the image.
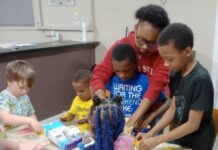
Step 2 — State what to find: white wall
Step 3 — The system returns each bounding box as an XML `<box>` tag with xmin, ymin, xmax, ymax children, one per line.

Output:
<box><xmin>212</xmin><ymin>0</ymin><xmax>218</xmax><ymax>108</ymax></box>
<box><xmin>0</xmin><ymin>0</ymin><xmax>217</xmax><ymax>74</ymax></box>
<box><xmin>164</xmin><ymin>0</ymin><xmax>216</xmax><ymax>73</ymax></box>
<box><xmin>93</xmin><ymin>0</ymin><xmax>217</xmax><ymax>75</ymax></box>
<box><xmin>93</xmin><ymin>0</ymin><xmax>161</xmax><ymax>63</ymax></box>
<box><xmin>0</xmin><ymin>0</ymin><xmax>95</xmax><ymax>43</ymax></box>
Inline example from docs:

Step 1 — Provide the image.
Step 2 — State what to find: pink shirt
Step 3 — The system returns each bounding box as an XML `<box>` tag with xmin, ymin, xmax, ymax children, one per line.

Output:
<box><xmin>114</xmin><ymin>134</ymin><xmax>134</xmax><ymax>150</ymax></box>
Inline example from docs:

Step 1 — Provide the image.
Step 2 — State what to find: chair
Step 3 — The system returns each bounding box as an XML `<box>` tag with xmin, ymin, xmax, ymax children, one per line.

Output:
<box><xmin>212</xmin><ymin>108</ymin><xmax>218</xmax><ymax>136</ymax></box>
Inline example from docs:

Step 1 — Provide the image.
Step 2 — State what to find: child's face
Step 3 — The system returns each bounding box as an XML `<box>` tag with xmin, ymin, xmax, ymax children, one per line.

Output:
<box><xmin>158</xmin><ymin>44</ymin><xmax>190</xmax><ymax>72</ymax></box>
<box><xmin>112</xmin><ymin>59</ymin><xmax>137</xmax><ymax>81</ymax></box>
<box><xmin>7</xmin><ymin>80</ymin><xmax>30</xmax><ymax>98</ymax></box>
<box><xmin>72</xmin><ymin>81</ymin><xmax>91</xmax><ymax>101</ymax></box>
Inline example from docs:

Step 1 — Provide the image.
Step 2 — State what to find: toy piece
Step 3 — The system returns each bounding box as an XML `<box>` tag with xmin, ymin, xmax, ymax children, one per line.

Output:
<box><xmin>0</xmin><ymin>132</ymin><xmax>6</xmax><ymax>139</ymax></box>
<box><xmin>131</xmin><ymin>125</ymin><xmax>151</xmax><ymax>137</ymax></box>
<box><xmin>134</xmin><ymin>139</ymin><xmax>140</xmax><ymax>149</ymax></box>
<box><xmin>77</xmin><ymin>135</ymin><xmax>95</xmax><ymax>150</ymax></box>
<box><xmin>36</xmin><ymin>129</ymin><xmax>44</xmax><ymax>136</ymax></box>
<box><xmin>165</xmin><ymin>148</ymin><xmax>175</xmax><ymax>150</ymax></box>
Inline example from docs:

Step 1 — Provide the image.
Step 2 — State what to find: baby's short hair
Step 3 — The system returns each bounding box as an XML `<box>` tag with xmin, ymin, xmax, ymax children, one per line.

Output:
<box><xmin>72</xmin><ymin>69</ymin><xmax>92</xmax><ymax>85</ymax></box>
<box><xmin>6</xmin><ymin>60</ymin><xmax>36</xmax><ymax>88</ymax></box>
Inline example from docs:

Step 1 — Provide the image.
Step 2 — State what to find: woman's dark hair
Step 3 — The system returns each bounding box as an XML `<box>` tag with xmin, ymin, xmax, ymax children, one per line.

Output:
<box><xmin>135</xmin><ymin>4</ymin><xmax>169</xmax><ymax>30</ymax></box>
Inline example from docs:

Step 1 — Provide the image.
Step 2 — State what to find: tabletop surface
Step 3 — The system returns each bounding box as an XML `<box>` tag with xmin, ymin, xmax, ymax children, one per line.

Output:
<box><xmin>5</xmin><ymin>113</ymin><xmax>190</xmax><ymax>150</ymax></box>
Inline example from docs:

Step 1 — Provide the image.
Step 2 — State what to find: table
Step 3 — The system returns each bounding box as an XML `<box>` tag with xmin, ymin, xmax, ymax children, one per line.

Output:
<box><xmin>5</xmin><ymin>114</ymin><xmax>190</xmax><ymax>150</ymax></box>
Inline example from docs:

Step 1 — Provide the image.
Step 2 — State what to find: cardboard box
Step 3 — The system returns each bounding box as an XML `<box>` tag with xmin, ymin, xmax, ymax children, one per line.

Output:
<box><xmin>43</xmin><ymin>120</ymin><xmax>82</xmax><ymax>150</ymax></box>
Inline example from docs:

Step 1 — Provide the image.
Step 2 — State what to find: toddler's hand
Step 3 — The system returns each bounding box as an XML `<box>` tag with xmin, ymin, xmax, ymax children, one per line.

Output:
<box><xmin>77</xmin><ymin>118</ymin><xmax>88</xmax><ymax>124</ymax></box>
<box><xmin>60</xmin><ymin>112</ymin><xmax>74</xmax><ymax>122</ymax></box>
<box><xmin>60</xmin><ymin>116</ymin><xmax>67</xmax><ymax>122</ymax></box>
<box><xmin>28</xmin><ymin>118</ymin><xmax>42</xmax><ymax>133</ymax></box>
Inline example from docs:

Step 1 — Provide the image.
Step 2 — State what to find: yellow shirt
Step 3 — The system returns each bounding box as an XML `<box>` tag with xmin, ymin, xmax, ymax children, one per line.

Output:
<box><xmin>69</xmin><ymin>96</ymin><xmax>93</xmax><ymax>131</ymax></box>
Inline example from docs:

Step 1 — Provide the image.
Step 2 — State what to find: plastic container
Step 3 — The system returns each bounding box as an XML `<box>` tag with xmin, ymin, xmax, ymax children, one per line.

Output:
<box><xmin>81</xmin><ymin>22</ymin><xmax>87</xmax><ymax>41</ymax></box>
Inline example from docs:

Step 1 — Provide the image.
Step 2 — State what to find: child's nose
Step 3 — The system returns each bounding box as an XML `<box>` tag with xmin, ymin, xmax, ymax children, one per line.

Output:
<box><xmin>164</xmin><ymin>61</ymin><xmax>170</xmax><ymax>67</ymax></box>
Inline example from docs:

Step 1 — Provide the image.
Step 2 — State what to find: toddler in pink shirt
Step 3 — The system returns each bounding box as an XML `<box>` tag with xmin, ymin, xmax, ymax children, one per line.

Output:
<box><xmin>89</xmin><ymin>96</ymin><xmax>134</xmax><ymax>150</ymax></box>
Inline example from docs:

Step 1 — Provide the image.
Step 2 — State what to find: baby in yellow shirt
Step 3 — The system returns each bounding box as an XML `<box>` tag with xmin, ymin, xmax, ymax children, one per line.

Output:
<box><xmin>60</xmin><ymin>69</ymin><xmax>93</xmax><ymax>132</ymax></box>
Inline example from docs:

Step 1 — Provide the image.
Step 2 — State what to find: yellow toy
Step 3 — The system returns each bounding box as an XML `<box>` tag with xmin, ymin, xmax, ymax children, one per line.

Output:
<box><xmin>134</xmin><ymin>139</ymin><xmax>140</xmax><ymax>149</ymax></box>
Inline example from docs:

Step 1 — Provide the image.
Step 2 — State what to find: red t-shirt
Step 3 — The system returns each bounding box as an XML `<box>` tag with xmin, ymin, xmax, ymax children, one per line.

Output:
<box><xmin>91</xmin><ymin>31</ymin><xmax>169</xmax><ymax>102</ymax></box>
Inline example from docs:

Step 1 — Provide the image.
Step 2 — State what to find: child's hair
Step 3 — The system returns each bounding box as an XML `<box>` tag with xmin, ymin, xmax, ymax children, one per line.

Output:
<box><xmin>111</xmin><ymin>44</ymin><xmax>137</xmax><ymax>65</ymax></box>
<box><xmin>135</xmin><ymin>4</ymin><xmax>169</xmax><ymax>30</ymax></box>
<box><xmin>157</xmin><ymin>23</ymin><xmax>194</xmax><ymax>51</ymax></box>
<box><xmin>72</xmin><ymin>69</ymin><xmax>92</xmax><ymax>85</ymax></box>
<box><xmin>6</xmin><ymin>60</ymin><xmax>35</xmax><ymax>88</ymax></box>
<box><xmin>90</xmin><ymin>95</ymin><xmax>124</xmax><ymax>150</ymax></box>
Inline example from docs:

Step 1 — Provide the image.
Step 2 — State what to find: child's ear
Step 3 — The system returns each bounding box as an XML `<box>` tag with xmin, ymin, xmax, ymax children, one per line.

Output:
<box><xmin>185</xmin><ymin>47</ymin><xmax>192</xmax><ymax>57</ymax></box>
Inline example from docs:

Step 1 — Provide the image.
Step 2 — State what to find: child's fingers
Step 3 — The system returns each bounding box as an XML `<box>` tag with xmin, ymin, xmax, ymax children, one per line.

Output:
<box><xmin>31</xmin><ymin>121</ymin><xmax>42</xmax><ymax>133</ymax></box>
<box><xmin>60</xmin><ymin>117</ymin><xmax>67</xmax><ymax>122</ymax></box>
<box><xmin>77</xmin><ymin>119</ymin><xmax>88</xmax><ymax>124</ymax></box>
<box><xmin>136</xmin><ymin>132</ymin><xmax>143</xmax><ymax>141</ymax></box>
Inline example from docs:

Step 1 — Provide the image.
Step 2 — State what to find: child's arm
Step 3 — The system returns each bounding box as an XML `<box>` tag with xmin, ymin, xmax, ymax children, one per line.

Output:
<box><xmin>126</xmin><ymin>98</ymin><xmax>152</xmax><ymax>127</ymax></box>
<box><xmin>138</xmin><ymin>107</ymin><xmax>204</xmax><ymax>149</ymax></box>
<box><xmin>136</xmin><ymin>97</ymin><xmax>175</xmax><ymax>140</ymax></box>
<box><xmin>60</xmin><ymin>112</ymin><xmax>76</xmax><ymax>122</ymax></box>
<box><xmin>137</xmin><ymin>97</ymin><xmax>204</xmax><ymax>149</ymax></box>
<box><xmin>138</xmin><ymin>96</ymin><xmax>171</xmax><ymax>129</ymax></box>
<box><xmin>0</xmin><ymin>110</ymin><xmax>42</xmax><ymax>132</ymax></box>
<box><xmin>154</xmin><ymin>110</ymin><xmax>203</xmax><ymax>143</ymax></box>
<box><xmin>30</xmin><ymin>114</ymin><xmax>37</xmax><ymax>120</ymax></box>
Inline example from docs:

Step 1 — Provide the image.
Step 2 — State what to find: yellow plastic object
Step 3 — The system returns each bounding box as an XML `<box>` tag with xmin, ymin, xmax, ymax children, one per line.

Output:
<box><xmin>165</xmin><ymin>148</ymin><xmax>175</xmax><ymax>150</ymax></box>
<box><xmin>36</xmin><ymin>130</ymin><xmax>44</xmax><ymax>136</ymax></box>
<box><xmin>134</xmin><ymin>139</ymin><xmax>140</xmax><ymax>149</ymax></box>
<box><xmin>105</xmin><ymin>90</ymin><xmax>110</xmax><ymax>98</ymax></box>
<box><xmin>4</xmin><ymin>124</ymin><xmax>12</xmax><ymax>130</ymax></box>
